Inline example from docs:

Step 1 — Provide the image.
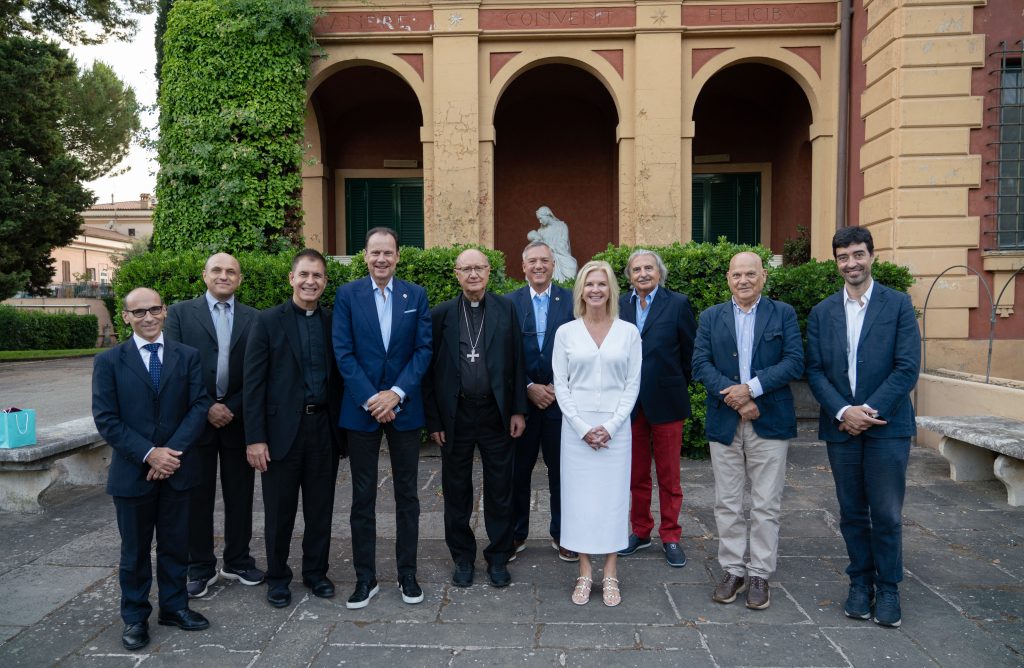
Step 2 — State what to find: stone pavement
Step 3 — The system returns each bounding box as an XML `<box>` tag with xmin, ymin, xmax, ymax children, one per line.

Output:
<box><xmin>0</xmin><ymin>435</ymin><xmax>1021</xmax><ymax>667</ymax></box>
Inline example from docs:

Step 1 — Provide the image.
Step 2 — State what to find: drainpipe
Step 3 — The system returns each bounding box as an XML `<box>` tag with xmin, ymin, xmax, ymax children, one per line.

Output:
<box><xmin>835</xmin><ymin>0</ymin><xmax>853</xmax><ymax>230</ymax></box>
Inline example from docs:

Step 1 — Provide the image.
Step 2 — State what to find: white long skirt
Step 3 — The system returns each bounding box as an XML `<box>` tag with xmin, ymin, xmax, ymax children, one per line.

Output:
<box><xmin>559</xmin><ymin>410</ymin><xmax>631</xmax><ymax>555</ymax></box>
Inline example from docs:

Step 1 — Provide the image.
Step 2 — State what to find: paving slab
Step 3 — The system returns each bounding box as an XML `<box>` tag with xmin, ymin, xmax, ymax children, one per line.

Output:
<box><xmin>0</xmin><ymin>425</ymin><xmax>1021</xmax><ymax>667</ymax></box>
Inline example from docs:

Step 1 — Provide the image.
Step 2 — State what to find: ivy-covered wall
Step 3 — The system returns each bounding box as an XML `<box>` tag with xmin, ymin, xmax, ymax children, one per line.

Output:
<box><xmin>152</xmin><ymin>0</ymin><xmax>316</xmax><ymax>253</ymax></box>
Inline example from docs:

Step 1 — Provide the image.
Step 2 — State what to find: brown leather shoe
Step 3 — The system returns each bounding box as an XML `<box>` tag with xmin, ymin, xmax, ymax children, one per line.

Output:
<box><xmin>711</xmin><ymin>572</ymin><xmax>746</xmax><ymax>604</ymax></box>
<box><xmin>558</xmin><ymin>546</ymin><xmax>579</xmax><ymax>562</ymax></box>
<box><xmin>746</xmin><ymin>576</ymin><xmax>770</xmax><ymax>610</ymax></box>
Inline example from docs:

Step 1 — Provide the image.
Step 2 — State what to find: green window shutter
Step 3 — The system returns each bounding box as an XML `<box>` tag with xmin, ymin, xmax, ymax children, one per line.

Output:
<box><xmin>736</xmin><ymin>173</ymin><xmax>760</xmax><ymax>245</ymax></box>
<box><xmin>691</xmin><ymin>179</ymin><xmax>705</xmax><ymax>243</ymax></box>
<box><xmin>397</xmin><ymin>182</ymin><xmax>424</xmax><ymax>248</ymax></box>
<box><xmin>345</xmin><ymin>180</ymin><xmax>370</xmax><ymax>253</ymax></box>
<box><xmin>706</xmin><ymin>178</ymin><xmax>738</xmax><ymax>244</ymax></box>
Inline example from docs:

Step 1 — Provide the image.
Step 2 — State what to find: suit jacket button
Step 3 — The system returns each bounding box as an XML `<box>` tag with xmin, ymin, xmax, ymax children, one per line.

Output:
<box><xmin>733</xmin><ymin>376</ymin><xmax>739</xmax><ymax>380</ymax></box>
<box><xmin>732</xmin><ymin>352</ymin><xmax>737</xmax><ymax>357</ymax></box>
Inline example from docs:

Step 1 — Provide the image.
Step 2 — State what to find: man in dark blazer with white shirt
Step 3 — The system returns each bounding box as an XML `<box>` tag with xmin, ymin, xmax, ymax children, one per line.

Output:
<box><xmin>692</xmin><ymin>251</ymin><xmax>804</xmax><ymax>611</ymax></box>
<box><xmin>93</xmin><ymin>287</ymin><xmax>211</xmax><ymax>651</ymax></box>
<box><xmin>509</xmin><ymin>240</ymin><xmax>577</xmax><ymax>561</ymax></box>
<box><xmin>244</xmin><ymin>249</ymin><xmax>346</xmax><ymax>609</ymax></box>
<box><xmin>806</xmin><ymin>226</ymin><xmax>920</xmax><ymax>629</ymax></box>
<box><xmin>617</xmin><ymin>249</ymin><xmax>698</xmax><ymax>568</ymax></box>
<box><xmin>333</xmin><ymin>227</ymin><xmax>432</xmax><ymax>610</ymax></box>
<box><xmin>423</xmin><ymin>248</ymin><xmax>529</xmax><ymax>588</ymax></box>
<box><xmin>165</xmin><ymin>253</ymin><xmax>263</xmax><ymax>599</ymax></box>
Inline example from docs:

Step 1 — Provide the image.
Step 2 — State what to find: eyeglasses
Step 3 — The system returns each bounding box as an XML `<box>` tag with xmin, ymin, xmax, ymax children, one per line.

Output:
<box><xmin>125</xmin><ymin>305</ymin><xmax>164</xmax><ymax>318</ymax></box>
<box><xmin>455</xmin><ymin>265</ymin><xmax>490</xmax><ymax>275</ymax></box>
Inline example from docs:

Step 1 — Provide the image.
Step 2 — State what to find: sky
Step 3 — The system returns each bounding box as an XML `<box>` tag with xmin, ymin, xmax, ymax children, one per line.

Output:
<box><xmin>67</xmin><ymin>13</ymin><xmax>159</xmax><ymax>205</ymax></box>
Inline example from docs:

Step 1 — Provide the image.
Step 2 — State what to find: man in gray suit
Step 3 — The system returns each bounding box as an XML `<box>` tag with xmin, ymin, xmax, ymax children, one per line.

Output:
<box><xmin>165</xmin><ymin>253</ymin><xmax>264</xmax><ymax>598</ymax></box>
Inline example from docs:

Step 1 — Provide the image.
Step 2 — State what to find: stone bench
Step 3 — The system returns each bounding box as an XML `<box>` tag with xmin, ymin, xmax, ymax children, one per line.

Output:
<box><xmin>0</xmin><ymin>417</ymin><xmax>109</xmax><ymax>513</ymax></box>
<box><xmin>917</xmin><ymin>415</ymin><xmax>1024</xmax><ymax>507</ymax></box>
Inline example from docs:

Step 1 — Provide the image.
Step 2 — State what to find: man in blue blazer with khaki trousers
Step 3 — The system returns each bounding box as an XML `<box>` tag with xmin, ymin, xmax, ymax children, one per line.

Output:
<box><xmin>333</xmin><ymin>227</ymin><xmax>433</xmax><ymax>609</ymax></box>
<box><xmin>509</xmin><ymin>240</ymin><xmax>577</xmax><ymax>561</ymax></box>
<box><xmin>93</xmin><ymin>287</ymin><xmax>211</xmax><ymax>651</ymax></box>
<box><xmin>692</xmin><ymin>252</ymin><xmax>804</xmax><ymax>611</ymax></box>
<box><xmin>807</xmin><ymin>227</ymin><xmax>920</xmax><ymax>628</ymax></box>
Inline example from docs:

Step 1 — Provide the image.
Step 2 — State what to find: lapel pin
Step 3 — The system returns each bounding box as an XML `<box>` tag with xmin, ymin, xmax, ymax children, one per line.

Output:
<box><xmin>403</xmin><ymin>293</ymin><xmax>407</xmax><ymax>299</ymax></box>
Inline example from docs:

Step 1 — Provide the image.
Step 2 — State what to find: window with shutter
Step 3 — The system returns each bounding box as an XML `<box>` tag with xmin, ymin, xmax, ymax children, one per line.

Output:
<box><xmin>345</xmin><ymin>178</ymin><xmax>425</xmax><ymax>252</ymax></box>
<box><xmin>691</xmin><ymin>173</ymin><xmax>760</xmax><ymax>245</ymax></box>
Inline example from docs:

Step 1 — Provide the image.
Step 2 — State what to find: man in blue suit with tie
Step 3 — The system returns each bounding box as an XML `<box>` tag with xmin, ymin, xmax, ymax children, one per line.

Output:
<box><xmin>92</xmin><ymin>287</ymin><xmax>212</xmax><ymax>651</ymax></box>
<box><xmin>692</xmin><ymin>252</ymin><xmax>804</xmax><ymax>611</ymax></box>
<box><xmin>333</xmin><ymin>227</ymin><xmax>432</xmax><ymax>609</ymax></box>
<box><xmin>806</xmin><ymin>227</ymin><xmax>921</xmax><ymax>628</ymax></box>
<box><xmin>509</xmin><ymin>241</ymin><xmax>577</xmax><ymax>562</ymax></box>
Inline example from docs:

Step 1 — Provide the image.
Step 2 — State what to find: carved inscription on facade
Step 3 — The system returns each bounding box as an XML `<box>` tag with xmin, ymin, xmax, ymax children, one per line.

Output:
<box><xmin>315</xmin><ymin>11</ymin><xmax>433</xmax><ymax>34</ymax></box>
<box><xmin>479</xmin><ymin>7</ymin><xmax>636</xmax><ymax>31</ymax></box>
<box><xmin>682</xmin><ymin>3</ymin><xmax>836</xmax><ymax>27</ymax></box>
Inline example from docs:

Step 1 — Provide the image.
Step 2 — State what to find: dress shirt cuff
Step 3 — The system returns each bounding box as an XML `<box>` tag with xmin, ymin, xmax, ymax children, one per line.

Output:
<box><xmin>837</xmin><ymin>405</ymin><xmax>852</xmax><ymax>421</ymax></box>
<box><xmin>391</xmin><ymin>386</ymin><xmax>406</xmax><ymax>402</ymax></box>
<box><xmin>361</xmin><ymin>393</ymin><xmax>376</xmax><ymax>412</ymax></box>
<box><xmin>143</xmin><ymin>447</ymin><xmax>155</xmax><ymax>464</ymax></box>
<box><xmin>747</xmin><ymin>378</ymin><xmax>763</xmax><ymax>399</ymax></box>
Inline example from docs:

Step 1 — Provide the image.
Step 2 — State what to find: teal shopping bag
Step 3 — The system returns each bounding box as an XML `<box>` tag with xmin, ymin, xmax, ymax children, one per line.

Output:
<box><xmin>0</xmin><ymin>408</ymin><xmax>36</xmax><ymax>448</ymax></box>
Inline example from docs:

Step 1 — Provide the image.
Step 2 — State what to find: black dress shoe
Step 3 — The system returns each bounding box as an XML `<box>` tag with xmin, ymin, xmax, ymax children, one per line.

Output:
<box><xmin>157</xmin><ymin>608</ymin><xmax>210</xmax><ymax>631</ymax></box>
<box><xmin>487</xmin><ymin>563</ymin><xmax>511</xmax><ymax>588</ymax></box>
<box><xmin>121</xmin><ymin>621</ymin><xmax>149</xmax><ymax>650</ymax></box>
<box><xmin>452</xmin><ymin>562</ymin><xmax>474</xmax><ymax>587</ymax></box>
<box><xmin>346</xmin><ymin>579</ymin><xmax>379</xmax><ymax>609</ymax></box>
<box><xmin>267</xmin><ymin>585</ymin><xmax>292</xmax><ymax>608</ymax></box>
<box><xmin>303</xmin><ymin>576</ymin><xmax>335</xmax><ymax>598</ymax></box>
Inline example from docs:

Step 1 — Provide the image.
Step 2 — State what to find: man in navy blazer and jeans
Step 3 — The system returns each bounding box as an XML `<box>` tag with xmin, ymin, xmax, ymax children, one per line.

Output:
<box><xmin>93</xmin><ymin>287</ymin><xmax>211</xmax><ymax>651</ymax></box>
<box><xmin>510</xmin><ymin>241</ymin><xmax>577</xmax><ymax>562</ymax></box>
<box><xmin>692</xmin><ymin>252</ymin><xmax>804</xmax><ymax>610</ymax></box>
<box><xmin>806</xmin><ymin>227</ymin><xmax>921</xmax><ymax>628</ymax></box>
<box><xmin>617</xmin><ymin>249</ymin><xmax>698</xmax><ymax>567</ymax></box>
<box><xmin>333</xmin><ymin>227</ymin><xmax>432</xmax><ymax>609</ymax></box>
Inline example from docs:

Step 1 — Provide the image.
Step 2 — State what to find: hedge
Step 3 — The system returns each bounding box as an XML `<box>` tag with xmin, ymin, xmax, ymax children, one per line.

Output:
<box><xmin>113</xmin><ymin>241</ymin><xmax>914</xmax><ymax>457</ymax></box>
<box><xmin>0</xmin><ymin>305</ymin><xmax>98</xmax><ymax>351</ymax></box>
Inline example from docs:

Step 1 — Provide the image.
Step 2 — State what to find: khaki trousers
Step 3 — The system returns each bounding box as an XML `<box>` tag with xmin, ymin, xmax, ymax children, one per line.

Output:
<box><xmin>710</xmin><ymin>420</ymin><xmax>789</xmax><ymax>579</ymax></box>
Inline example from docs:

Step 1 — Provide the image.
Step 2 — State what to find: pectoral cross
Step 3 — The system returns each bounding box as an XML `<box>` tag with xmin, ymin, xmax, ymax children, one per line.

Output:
<box><xmin>466</xmin><ymin>348</ymin><xmax>480</xmax><ymax>363</ymax></box>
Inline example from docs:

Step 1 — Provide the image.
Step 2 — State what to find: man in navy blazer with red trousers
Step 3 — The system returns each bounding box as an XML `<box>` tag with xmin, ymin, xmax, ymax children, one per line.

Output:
<box><xmin>92</xmin><ymin>287</ymin><xmax>211</xmax><ymax>651</ymax></box>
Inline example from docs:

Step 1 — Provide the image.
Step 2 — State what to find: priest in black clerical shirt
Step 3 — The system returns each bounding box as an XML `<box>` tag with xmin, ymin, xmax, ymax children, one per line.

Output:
<box><xmin>423</xmin><ymin>248</ymin><xmax>529</xmax><ymax>589</ymax></box>
<box><xmin>243</xmin><ymin>249</ymin><xmax>345</xmax><ymax>609</ymax></box>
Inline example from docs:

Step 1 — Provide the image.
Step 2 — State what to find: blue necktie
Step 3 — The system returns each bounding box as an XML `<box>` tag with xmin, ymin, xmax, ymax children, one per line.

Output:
<box><xmin>533</xmin><ymin>293</ymin><xmax>548</xmax><ymax>350</ymax></box>
<box><xmin>144</xmin><ymin>343</ymin><xmax>162</xmax><ymax>392</ymax></box>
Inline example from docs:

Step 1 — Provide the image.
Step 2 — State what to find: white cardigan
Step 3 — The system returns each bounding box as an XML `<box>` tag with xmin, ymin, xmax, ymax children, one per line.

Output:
<box><xmin>552</xmin><ymin>318</ymin><xmax>642</xmax><ymax>440</ymax></box>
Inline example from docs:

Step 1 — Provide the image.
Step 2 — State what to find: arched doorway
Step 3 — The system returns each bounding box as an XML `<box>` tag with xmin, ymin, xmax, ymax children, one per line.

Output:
<box><xmin>692</xmin><ymin>63</ymin><xmax>812</xmax><ymax>253</ymax></box>
<box><xmin>493</xmin><ymin>63</ymin><xmax>619</xmax><ymax>279</ymax></box>
<box><xmin>311</xmin><ymin>66</ymin><xmax>423</xmax><ymax>255</ymax></box>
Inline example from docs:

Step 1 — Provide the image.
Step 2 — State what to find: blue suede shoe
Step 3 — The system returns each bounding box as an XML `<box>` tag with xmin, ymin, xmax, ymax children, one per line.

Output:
<box><xmin>843</xmin><ymin>584</ymin><xmax>874</xmax><ymax>620</ymax></box>
<box><xmin>873</xmin><ymin>589</ymin><xmax>902</xmax><ymax>628</ymax></box>
<box><xmin>617</xmin><ymin>534</ymin><xmax>652</xmax><ymax>556</ymax></box>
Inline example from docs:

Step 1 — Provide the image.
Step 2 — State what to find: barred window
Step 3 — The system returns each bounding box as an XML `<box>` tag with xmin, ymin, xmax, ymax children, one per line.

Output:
<box><xmin>987</xmin><ymin>42</ymin><xmax>1024</xmax><ymax>249</ymax></box>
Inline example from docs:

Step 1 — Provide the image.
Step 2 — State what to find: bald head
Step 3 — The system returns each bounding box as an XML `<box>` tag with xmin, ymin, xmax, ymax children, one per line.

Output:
<box><xmin>123</xmin><ymin>287</ymin><xmax>166</xmax><ymax>342</ymax></box>
<box><xmin>203</xmin><ymin>252</ymin><xmax>242</xmax><ymax>300</ymax></box>
<box><xmin>727</xmin><ymin>252</ymin><xmax>767</xmax><ymax>309</ymax></box>
<box><xmin>454</xmin><ymin>248</ymin><xmax>491</xmax><ymax>301</ymax></box>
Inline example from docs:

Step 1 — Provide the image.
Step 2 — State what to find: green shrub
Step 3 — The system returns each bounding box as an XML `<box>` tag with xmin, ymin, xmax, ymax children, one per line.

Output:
<box><xmin>347</xmin><ymin>245</ymin><xmax>519</xmax><ymax>304</ymax></box>
<box><xmin>0</xmin><ymin>305</ymin><xmax>98</xmax><ymax>350</ymax></box>
<box><xmin>153</xmin><ymin>0</ymin><xmax>316</xmax><ymax>253</ymax></box>
<box><xmin>782</xmin><ymin>225</ymin><xmax>811</xmax><ymax>266</ymax></box>
<box><xmin>111</xmin><ymin>250</ymin><xmax>353</xmax><ymax>339</ymax></box>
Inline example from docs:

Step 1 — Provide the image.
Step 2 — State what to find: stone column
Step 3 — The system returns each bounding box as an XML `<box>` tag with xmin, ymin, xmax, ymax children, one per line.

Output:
<box><xmin>430</xmin><ymin>8</ymin><xmax>481</xmax><ymax>244</ymax></box>
<box><xmin>633</xmin><ymin>4</ymin><xmax>683</xmax><ymax>245</ymax></box>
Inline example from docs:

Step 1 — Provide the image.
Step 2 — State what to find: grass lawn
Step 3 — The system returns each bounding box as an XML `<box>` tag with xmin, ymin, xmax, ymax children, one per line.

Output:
<box><xmin>0</xmin><ymin>348</ymin><xmax>105</xmax><ymax>362</ymax></box>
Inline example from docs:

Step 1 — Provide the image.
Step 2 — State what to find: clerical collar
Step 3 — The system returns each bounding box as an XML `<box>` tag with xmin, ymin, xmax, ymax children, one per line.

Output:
<box><xmin>462</xmin><ymin>293</ymin><xmax>485</xmax><ymax>308</ymax></box>
<box><xmin>290</xmin><ymin>301</ymin><xmax>318</xmax><ymax>317</ymax></box>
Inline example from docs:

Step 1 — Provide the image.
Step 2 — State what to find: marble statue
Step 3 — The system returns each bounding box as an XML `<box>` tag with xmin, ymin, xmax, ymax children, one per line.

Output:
<box><xmin>528</xmin><ymin>206</ymin><xmax>578</xmax><ymax>282</ymax></box>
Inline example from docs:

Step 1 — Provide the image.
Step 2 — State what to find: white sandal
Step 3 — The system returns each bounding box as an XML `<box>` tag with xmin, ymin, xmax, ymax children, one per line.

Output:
<box><xmin>571</xmin><ymin>576</ymin><xmax>592</xmax><ymax>605</ymax></box>
<box><xmin>602</xmin><ymin>577</ymin><xmax>621</xmax><ymax>607</ymax></box>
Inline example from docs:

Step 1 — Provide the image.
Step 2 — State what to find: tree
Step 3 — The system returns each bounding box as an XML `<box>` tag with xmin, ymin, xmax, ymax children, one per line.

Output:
<box><xmin>154</xmin><ymin>0</ymin><xmax>174</xmax><ymax>89</ymax></box>
<box><xmin>60</xmin><ymin>61</ymin><xmax>142</xmax><ymax>181</ymax></box>
<box><xmin>0</xmin><ymin>0</ymin><xmax>154</xmax><ymax>44</ymax></box>
<box><xmin>153</xmin><ymin>0</ymin><xmax>315</xmax><ymax>253</ymax></box>
<box><xmin>0</xmin><ymin>37</ymin><xmax>95</xmax><ymax>299</ymax></box>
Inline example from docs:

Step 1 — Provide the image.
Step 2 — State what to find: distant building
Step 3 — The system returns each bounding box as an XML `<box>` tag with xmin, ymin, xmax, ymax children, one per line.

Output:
<box><xmin>80</xmin><ymin>193</ymin><xmax>155</xmax><ymax>240</ymax></box>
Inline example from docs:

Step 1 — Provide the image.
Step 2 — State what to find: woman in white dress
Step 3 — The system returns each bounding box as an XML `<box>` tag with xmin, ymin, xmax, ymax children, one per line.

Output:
<box><xmin>552</xmin><ymin>260</ymin><xmax>642</xmax><ymax>606</ymax></box>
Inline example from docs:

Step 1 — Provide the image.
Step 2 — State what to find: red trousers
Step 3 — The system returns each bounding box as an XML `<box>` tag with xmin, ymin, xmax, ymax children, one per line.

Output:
<box><xmin>629</xmin><ymin>409</ymin><xmax>684</xmax><ymax>543</ymax></box>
